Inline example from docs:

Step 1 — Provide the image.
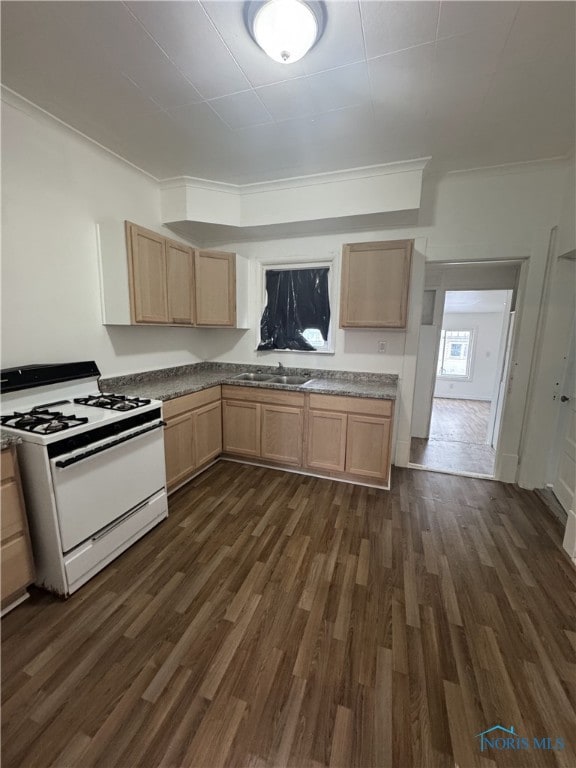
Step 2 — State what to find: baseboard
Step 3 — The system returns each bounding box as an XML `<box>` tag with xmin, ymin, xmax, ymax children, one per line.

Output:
<box><xmin>495</xmin><ymin>452</ymin><xmax>518</xmax><ymax>483</ymax></box>
<box><xmin>1</xmin><ymin>591</ymin><xmax>30</xmax><ymax>617</ymax></box>
<box><xmin>220</xmin><ymin>457</ymin><xmax>391</xmax><ymax>491</ymax></box>
<box><xmin>535</xmin><ymin>487</ymin><xmax>568</xmax><ymax>525</ymax></box>
<box><xmin>394</xmin><ymin>439</ymin><xmax>411</xmax><ymax>467</ymax></box>
<box><xmin>432</xmin><ymin>395</ymin><xmax>492</xmax><ymax>402</ymax></box>
<box><xmin>407</xmin><ymin>462</ymin><xmax>493</xmax><ymax>480</ymax></box>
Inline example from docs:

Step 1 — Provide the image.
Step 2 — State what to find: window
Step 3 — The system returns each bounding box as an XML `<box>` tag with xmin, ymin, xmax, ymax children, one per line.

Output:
<box><xmin>257</xmin><ymin>263</ymin><xmax>333</xmax><ymax>352</ymax></box>
<box><xmin>436</xmin><ymin>329</ymin><xmax>474</xmax><ymax>379</ymax></box>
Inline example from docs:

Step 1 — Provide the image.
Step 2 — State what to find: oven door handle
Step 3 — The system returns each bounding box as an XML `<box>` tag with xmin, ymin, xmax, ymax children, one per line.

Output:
<box><xmin>54</xmin><ymin>421</ymin><xmax>166</xmax><ymax>469</ymax></box>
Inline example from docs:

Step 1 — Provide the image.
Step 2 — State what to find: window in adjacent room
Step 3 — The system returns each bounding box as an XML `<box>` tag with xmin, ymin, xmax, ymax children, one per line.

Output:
<box><xmin>436</xmin><ymin>329</ymin><xmax>474</xmax><ymax>379</ymax></box>
<box><xmin>257</xmin><ymin>263</ymin><xmax>333</xmax><ymax>352</ymax></box>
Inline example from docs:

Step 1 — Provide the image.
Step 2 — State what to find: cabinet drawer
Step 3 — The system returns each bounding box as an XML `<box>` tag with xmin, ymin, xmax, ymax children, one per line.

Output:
<box><xmin>1</xmin><ymin>448</ymin><xmax>17</xmax><ymax>483</ymax></box>
<box><xmin>222</xmin><ymin>385</ymin><xmax>304</xmax><ymax>408</ymax></box>
<box><xmin>1</xmin><ymin>481</ymin><xmax>26</xmax><ymax>542</ymax></box>
<box><xmin>1</xmin><ymin>535</ymin><xmax>34</xmax><ymax>602</ymax></box>
<box><xmin>308</xmin><ymin>394</ymin><xmax>393</xmax><ymax>417</ymax></box>
<box><xmin>163</xmin><ymin>386</ymin><xmax>221</xmax><ymax>419</ymax></box>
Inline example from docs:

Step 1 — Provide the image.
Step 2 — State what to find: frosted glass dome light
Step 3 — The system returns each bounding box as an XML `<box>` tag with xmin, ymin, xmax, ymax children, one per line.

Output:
<box><xmin>253</xmin><ymin>0</ymin><xmax>319</xmax><ymax>64</ymax></box>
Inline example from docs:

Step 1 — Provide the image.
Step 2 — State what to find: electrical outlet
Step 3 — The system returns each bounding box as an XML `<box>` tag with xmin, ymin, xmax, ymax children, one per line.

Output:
<box><xmin>378</xmin><ymin>341</ymin><xmax>387</xmax><ymax>353</ymax></box>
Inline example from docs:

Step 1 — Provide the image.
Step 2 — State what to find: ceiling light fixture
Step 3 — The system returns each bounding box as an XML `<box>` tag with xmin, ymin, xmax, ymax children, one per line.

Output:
<box><xmin>249</xmin><ymin>0</ymin><xmax>325</xmax><ymax>64</ymax></box>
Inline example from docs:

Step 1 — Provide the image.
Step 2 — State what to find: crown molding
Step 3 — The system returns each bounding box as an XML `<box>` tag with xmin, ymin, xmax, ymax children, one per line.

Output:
<box><xmin>160</xmin><ymin>157</ymin><xmax>431</xmax><ymax>197</ymax></box>
<box><xmin>444</xmin><ymin>155</ymin><xmax>571</xmax><ymax>179</ymax></box>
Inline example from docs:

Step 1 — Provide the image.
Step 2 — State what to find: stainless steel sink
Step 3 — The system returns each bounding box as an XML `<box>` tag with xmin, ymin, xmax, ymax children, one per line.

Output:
<box><xmin>269</xmin><ymin>375</ymin><xmax>311</xmax><ymax>385</ymax></box>
<box><xmin>233</xmin><ymin>372</ymin><xmax>275</xmax><ymax>381</ymax></box>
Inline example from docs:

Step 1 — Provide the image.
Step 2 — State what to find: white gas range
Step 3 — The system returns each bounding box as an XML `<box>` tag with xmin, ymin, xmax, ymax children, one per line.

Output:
<box><xmin>1</xmin><ymin>361</ymin><xmax>168</xmax><ymax>597</ymax></box>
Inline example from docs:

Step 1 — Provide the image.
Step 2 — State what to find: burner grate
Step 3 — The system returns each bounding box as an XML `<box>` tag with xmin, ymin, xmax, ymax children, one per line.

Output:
<box><xmin>74</xmin><ymin>393</ymin><xmax>151</xmax><ymax>411</ymax></box>
<box><xmin>1</xmin><ymin>408</ymin><xmax>89</xmax><ymax>434</ymax></box>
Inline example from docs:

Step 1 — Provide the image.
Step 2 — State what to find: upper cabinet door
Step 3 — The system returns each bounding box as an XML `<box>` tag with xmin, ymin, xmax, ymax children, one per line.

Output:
<box><xmin>339</xmin><ymin>240</ymin><xmax>413</xmax><ymax>329</ymax></box>
<box><xmin>166</xmin><ymin>240</ymin><xmax>195</xmax><ymax>325</ymax></box>
<box><xmin>127</xmin><ymin>223</ymin><xmax>169</xmax><ymax>324</ymax></box>
<box><xmin>194</xmin><ymin>250</ymin><xmax>236</xmax><ymax>327</ymax></box>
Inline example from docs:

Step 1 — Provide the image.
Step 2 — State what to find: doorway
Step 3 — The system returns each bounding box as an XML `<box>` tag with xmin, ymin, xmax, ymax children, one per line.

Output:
<box><xmin>410</xmin><ymin>286</ymin><xmax>514</xmax><ymax>477</ymax></box>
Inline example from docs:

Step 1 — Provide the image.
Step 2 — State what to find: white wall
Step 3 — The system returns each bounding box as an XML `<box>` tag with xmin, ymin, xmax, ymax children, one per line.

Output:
<box><xmin>434</xmin><ymin>312</ymin><xmax>507</xmax><ymax>400</ymax></box>
<box><xmin>556</xmin><ymin>160</ymin><xmax>576</xmax><ymax>258</ymax></box>
<box><xmin>1</xmin><ymin>92</ymin><xmax>209</xmax><ymax>377</ymax></box>
<box><xmin>518</xmin><ymin>158</ymin><xmax>576</xmax><ymax>489</ymax></box>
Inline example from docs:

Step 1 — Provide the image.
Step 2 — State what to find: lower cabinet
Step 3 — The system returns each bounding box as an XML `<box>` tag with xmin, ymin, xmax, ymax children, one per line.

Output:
<box><xmin>222</xmin><ymin>386</ymin><xmax>304</xmax><ymax>467</ymax></box>
<box><xmin>163</xmin><ymin>384</ymin><xmax>394</xmax><ymax>491</ymax></box>
<box><xmin>345</xmin><ymin>414</ymin><xmax>391</xmax><ymax>480</ymax></box>
<box><xmin>194</xmin><ymin>401</ymin><xmax>223</xmax><ymax>466</ymax></box>
<box><xmin>163</xmin><ymin>386</ymin><xmax>222</xmax><ymax>492</ymax></box>
<box><xmin>261</xmin><ymin>404</ymin><xmax>303</xmax><ymax>466</ymax></box>
<box><xmin>305</xmin><ymin>410</ymin><xmax>347</xmax><ymax>472</ymax></box>
<box><xmin>1</xmin><ymin>446</ymin><xmax>35</xmax><ymax>611</ymax></box>
<box><xmin>164</xmin><ymin>412</ymin><xmax>195</xmax><ymax>489</ymax></box>
<box><xmin>305</xmin><ymin>394</ymin><xmax>393</xmax><ymax>485</ymax></box>
<box><xmin>222</xmin><ymin>400</ymin><xmax>261</xmax><ymax>457</ymax></box>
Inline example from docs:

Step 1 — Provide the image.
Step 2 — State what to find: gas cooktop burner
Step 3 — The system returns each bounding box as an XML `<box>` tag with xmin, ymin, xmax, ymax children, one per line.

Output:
<box><xmin>74</xmin><ymin>393</ymin><xmax>151</xmax><ymax>411</ymax></box>
<box><xmin>0</xmin><ymin>408</ymin><xmax>90</xmax><ymax>434</ymax></box>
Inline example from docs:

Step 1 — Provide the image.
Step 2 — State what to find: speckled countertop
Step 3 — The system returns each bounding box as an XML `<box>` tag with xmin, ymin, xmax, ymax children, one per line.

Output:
<box><xmin>100</xmin><ymin>362</ymin><xmax>398</xmax><ymax>402</ymax></box>
<box><xmin>1</xmin><ymin>430</ymin><xmax>22</xmax><ymax>451</ymax></box>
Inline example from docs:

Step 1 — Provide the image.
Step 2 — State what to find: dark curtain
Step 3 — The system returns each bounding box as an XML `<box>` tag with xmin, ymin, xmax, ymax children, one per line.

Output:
<box><xmin>258</xmin><ymin>268</ymin><xmax>331</xmax><ymax>351</ymax></box>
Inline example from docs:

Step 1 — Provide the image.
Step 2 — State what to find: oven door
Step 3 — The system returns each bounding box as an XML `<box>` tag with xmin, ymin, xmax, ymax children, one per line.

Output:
<box><xmin>49</xmin><ymin>421</ymin><xmax>166</xmax><ymax>553</ymax></box>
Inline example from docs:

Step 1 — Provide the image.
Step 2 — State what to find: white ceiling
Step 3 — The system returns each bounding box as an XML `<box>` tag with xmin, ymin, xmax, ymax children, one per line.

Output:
<box><xmin>444</xmin><ymin>289</ymin><xmax>511</xmax><ymax>314</ymax></box>
<box><xmin>2</xmin><ymin>1</ymin><xmax>574</xmax><ymax>184</ymax></box>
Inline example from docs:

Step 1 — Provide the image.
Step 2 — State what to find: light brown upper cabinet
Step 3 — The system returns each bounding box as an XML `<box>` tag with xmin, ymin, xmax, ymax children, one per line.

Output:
<box><xmin>166</xmin><ymin>239</ymin><xmax>195</xmax><ymax>325</ymax></box>
<box><xmin>127</xmin><ymin>222</ymin><xmax>169</xmax><ymax>324</ymax></box>
<box><xmin>339</xmin><ymin>239</ymin><xmax>413</xmax><ymax>329</ymax></box>
<box><xmin>194</xmin><ymin>250</ymin><xmax>236</xmax><ymax>327</ymax></box>
<box><xmin>120</xmin><ymin>222</ymin><xmax>238</xmax><ymax>328</ymax></box>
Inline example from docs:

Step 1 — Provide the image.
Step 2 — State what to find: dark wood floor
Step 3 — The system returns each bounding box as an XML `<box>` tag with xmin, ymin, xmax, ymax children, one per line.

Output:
<box><xmin>411</xmin><ymin>398</ymin><xmax>496</xmax><ymax>476</ymax></box>
<box><xmin>2</xmin><ymin>461</ymin><xmax>576</xmax><ymax>768</ymax></box>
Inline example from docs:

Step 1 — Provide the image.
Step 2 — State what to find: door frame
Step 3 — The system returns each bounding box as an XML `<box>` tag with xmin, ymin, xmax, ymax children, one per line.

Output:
<box><xmin>487</xmin><ymin>292</ymin><xmax>514</xmax><ymax>448</ymax></box>
<box><xmin>547</xmin><ymin>315</ymin><xmax>576</xmax><ymax>506</ymax></box>
<box><xmin>399</xmin><ymin>257</ymin><xmax>529</xmax><ymax>482</ymax></box>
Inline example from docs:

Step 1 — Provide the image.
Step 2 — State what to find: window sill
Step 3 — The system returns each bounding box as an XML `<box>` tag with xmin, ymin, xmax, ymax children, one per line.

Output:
<box><xmin>255</xmin><ymin>348</ymin><xmax>335</xmax><ymax>355</ymax></box>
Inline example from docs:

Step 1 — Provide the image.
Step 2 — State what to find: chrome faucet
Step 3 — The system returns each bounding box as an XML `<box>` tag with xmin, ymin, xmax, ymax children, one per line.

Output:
<box><xmin>277</xmin><ymin>361</ymin><xmax>285</xmax><ymax>372</ymax></box>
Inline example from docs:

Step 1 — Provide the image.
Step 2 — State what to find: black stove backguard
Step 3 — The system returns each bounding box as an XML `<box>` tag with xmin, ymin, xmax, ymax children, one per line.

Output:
<box><xmin>0</xmin><ymin>362</ymin><xmax>101</xmax><ymax>394</ymax></box>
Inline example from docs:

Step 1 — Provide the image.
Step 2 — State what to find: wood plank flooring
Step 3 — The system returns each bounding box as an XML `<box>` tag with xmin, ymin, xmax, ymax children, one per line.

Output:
<box><xmin>2</xmin><ymin>461</ymin><xmax>576</xmax><ymax>768</ymax></box>
<box><xmin>411</xmin><ymin>398</ymin><xmax>496</xmax><ymax>475</ymax></box>
<box><xmin>431</xmin><ymin>398</ymin><xmax>491</xmax><ymax>443</ymax></box>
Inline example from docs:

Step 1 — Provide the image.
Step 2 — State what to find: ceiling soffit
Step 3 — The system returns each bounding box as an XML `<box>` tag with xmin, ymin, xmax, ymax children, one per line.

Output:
<box><xmin>160</xmin><ymin>158</ymin><xmax>430</xmax><ymax>241</ymax></box>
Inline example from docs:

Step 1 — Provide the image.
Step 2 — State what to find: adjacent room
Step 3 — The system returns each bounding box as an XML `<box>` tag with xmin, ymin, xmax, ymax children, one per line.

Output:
<box><xmin>1</xmin><ymin>1</ymin><xmax>575</xmax><ymax>767</ymax></box>
<box><xmin>410</xmin><ymin>289</ymin><xmax>513</xmax><ymax>476</ymax></box>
